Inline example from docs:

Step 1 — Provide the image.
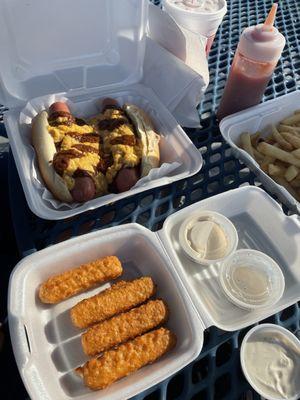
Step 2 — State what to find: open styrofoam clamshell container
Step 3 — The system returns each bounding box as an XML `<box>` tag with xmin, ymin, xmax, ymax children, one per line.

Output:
<box><xmin>0</xmin><ymin>0</ymin><xmax>202</xmax><ymax>220</ymax></box>
<box><xmin>220</xmin><ymin>91</ymin><xmax>300</xmax><ymax>214</ymax></box>
<box><xmin>8</xmin><ymin>186</ymin><xmax>300</xmax><ymax>399</ymax></box>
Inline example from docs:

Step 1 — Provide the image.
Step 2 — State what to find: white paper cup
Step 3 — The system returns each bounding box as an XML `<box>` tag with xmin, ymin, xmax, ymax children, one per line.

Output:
<box><xmin>162</xmin><ymin>0</ymin><xmax>227</xmax><ymax>54</ymax></box>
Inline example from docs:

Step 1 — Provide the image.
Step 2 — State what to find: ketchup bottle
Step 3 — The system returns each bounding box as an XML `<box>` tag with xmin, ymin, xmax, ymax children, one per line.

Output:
<box><xmin>217</xmin><ymin>4</ymin><xmax>285</xmax><ymax>121</ymax></box>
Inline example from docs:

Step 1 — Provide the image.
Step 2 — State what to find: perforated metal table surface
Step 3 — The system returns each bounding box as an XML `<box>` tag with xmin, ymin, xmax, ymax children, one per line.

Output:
<box><xmin>2</xmin><ymin>0</ymin><xmax>300</xmax><ymax>399</ymax></box>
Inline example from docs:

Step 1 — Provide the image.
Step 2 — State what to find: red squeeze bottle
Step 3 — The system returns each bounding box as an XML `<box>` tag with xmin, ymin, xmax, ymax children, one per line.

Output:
<box><xmin>217</xmin><ymin>4</ymin><xmax>285</xmax><ymax>121</ymax></box>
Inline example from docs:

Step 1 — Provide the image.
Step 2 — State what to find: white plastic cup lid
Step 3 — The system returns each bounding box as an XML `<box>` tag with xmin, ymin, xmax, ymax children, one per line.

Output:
<box><xmin>219</xmin><ymin>249</ymin><xmax>285</xmax><ymax>310</ymax></box>
<box><xmin>178</xmin><ymin>210</ymin><xmax>238</xmax><ymax>265</ymax></box>
<box><xmin>162</xmin><ymin>0</ymin><xmax>227</xmax><ymax>37</ymax></box>
<box><xmin>241</xmin><ymin>324</ymin><xmax>300</xmax><ymax>400</ymax></box>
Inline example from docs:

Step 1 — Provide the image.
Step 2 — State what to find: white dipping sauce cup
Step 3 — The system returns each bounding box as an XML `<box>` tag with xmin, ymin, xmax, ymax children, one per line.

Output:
<box><xmin>241</xmin><ymin>324</ymin><xmax>300</xmax><ymax>400</ymax></box>
<box><xmin>178</xmin><ymin>210</ymin><xmax>238</xmax><ymax>266</ymax></box>
<box><xmin>219</xmin><ymin>249</ymin><xmax>285</xmax><ymax>310</ymax></box>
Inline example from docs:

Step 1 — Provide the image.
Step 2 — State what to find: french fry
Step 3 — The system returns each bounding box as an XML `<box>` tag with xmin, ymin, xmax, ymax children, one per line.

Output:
<box><xmin>278</xmin><ymin>125</ymin><xmax>300</xmax><ymax>136</ymax></box>
<box><xmin>281</xmin><ymin>113</ymin><xmax>300</xmax><ymax>125</ymax></box>
<box><xmin>261</xmin><ymin>155</ymin><xmax>275</xmax><ymax>172</ymax></box>
<box><xmin>268</xmin><ymin>163</ymin><xmax>286</xmax><ymax>177</ymax></box>
<box><xmin>257</xmin><ymin>142</ymin><xmax>300</xmax><ymax>168</ymax></box>
<box><xmin>272</xmin><ymin>125</ymin><xmax>293</xmax><ymax>151</ymax></box>
<box><xmin>285</xmin><ymin>165</ymin><xmax>299</xmax><ymax>182</ymax></box>
<box><xmin>251</xmin><ymin>132</ymin><xmax>261</xmax><ymax>147</ymax></box>
<box><xmin>240</xmin><ymin>132</ymin><xmax>254</xmax><ymax>158</ymax></box>
<box><xmin>292</xmin><ymin>148</ymin><xmax>300</xmax><ymax>159</ymax></box>
<box><xmin>253</xmin><ymin>148</ymin><xmax>264</xmax><ymax>163</ymax></box>
<box><xmin>281</xmin><ymin>132</ymin><xmax>300</xmax><ymax>149</ymax></box>
<box><xmin>290</xmin><ymin>179</ymin><xmax>300</xmax><ymax>188</ymax></box>
<box><xmin>272</xmin><ymin>176</ymin><xmax>300</xmax><ymax>201</ymax></box>
<box><xmin>274</xmin><ymin>160</ymin><xmax>289</xmax><ymax>169</ymax></box>
<box><xmin>238</xmin><ymin>108</ymin><xmax>300</xmax><ymax>202</ymax></box>
<box><xmin>265</xmin><ymin>134</ymin><xmax>275</xmax><ymax>144</ymax></box>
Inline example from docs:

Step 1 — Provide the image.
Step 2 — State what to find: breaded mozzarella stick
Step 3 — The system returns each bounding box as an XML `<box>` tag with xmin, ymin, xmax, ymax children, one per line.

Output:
<box><xmin>76</xmin><ymin>328</ymin><xmax>176</xmax><ymax>390</ymax></box>
<box><xmin>70</xmin><ymin>277</ymin><xmax>156</xmax><ymax>329</ymax></box>
<box><xmin>39</xmin><ymin>256</ymin><xmax>122</xmax><ymax>304</ymax></box>
<box><xmin>82</xmin><ymin>299</ymin><xmax>168</xmax><ymax>356</ymax></box>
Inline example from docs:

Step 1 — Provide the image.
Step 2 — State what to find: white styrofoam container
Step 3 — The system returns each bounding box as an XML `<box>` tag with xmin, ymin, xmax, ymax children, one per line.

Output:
<box><xmin>0</xmin><ymin>0</ymin><xmax>203</xmax><ymax>220</ymax></box>
<box><xmin>8</xmin><ymin>186</ymin><xmax>300</xmax><ymax>399</ymax></box>
<box><xmin>159</xmin><ymin>186</ymin><xmax>300</xmax><ymax>331</ymax></box>
<box><xmin>220</xmin><ymin>91</ymin><xmax>300</xmax><ymax>214</ymax></box>
<box><xmin>8</xmin><ymin>224</ymin><xmax>204</xmax><ymax>400</ymax></box>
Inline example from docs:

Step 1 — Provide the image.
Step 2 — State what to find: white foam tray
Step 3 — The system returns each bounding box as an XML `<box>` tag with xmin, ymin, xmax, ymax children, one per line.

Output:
<box><xmin>160</xmin><ymin>186</ymin><xmax>300</xmax><ymax>331</ymax></box>
<box><xmin>4</xmin><ymin>84</ymin><xmax>202</xmax><ymax>220</ymax></box>
<box><xmin>8</xmin><ymin>186</ymin><xmax>300</xmax><ymax>399</ymax></box>
<box><xmin>8</xmin><ymin>224</ymin><xmax>203</xmax><ymax>400</ymax></box>
<box><xmin>220</xmin><ymin>91</ymin><xmax>300</xmax><ymax>214</ymax></box>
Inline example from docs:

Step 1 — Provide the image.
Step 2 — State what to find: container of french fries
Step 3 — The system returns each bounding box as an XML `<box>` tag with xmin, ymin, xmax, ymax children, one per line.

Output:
<box><xmin>220</xmin><ymin>91</ymin><xmax>300</xmax><ymax>213</ymax></box>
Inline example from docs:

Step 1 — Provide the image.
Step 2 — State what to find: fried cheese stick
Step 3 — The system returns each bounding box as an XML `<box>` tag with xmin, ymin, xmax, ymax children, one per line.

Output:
<box><xmin>71</xmin><ymin>277</ymin><xmax>156</xmax><ymax>329</ymax></box>
<box><xmin>39</xmin><ymin>256</ymin><xmax>122</xmax><ymax>304</ymax></box>
<box><xmin>76</xmin><ymin>327</ymin><xmax>176</xmax><ymax>390</ymax></box>
<box><xmin>81</xmin><ymin>299</ymin><xmax>168</xmax><ymax>356</ymax></box>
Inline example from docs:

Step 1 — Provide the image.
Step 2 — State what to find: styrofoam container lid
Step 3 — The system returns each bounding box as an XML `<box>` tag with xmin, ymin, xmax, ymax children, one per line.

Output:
<box><xmin>0</xmin><ymin>0</ymin><xmax>147</xmax><ymax>107</ymax></box>
<box><xmin>178</xmin><ymin>210</ymin><xmax>238</xmax><ymax>265</ymax></box>
<box><xmin>241</xmin><ymin>324</ymin><xmax>300</xmax><ymax>400</ymax></box>
<box><xmin>220</xmin><ymin>249</ymin><xmax>285</xmax><ymax>310</ymax></box>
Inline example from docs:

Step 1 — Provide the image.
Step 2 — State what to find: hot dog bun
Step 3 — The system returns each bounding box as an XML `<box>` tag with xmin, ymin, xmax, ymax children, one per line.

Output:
<box><xmin>31</xmin><ymin>111</ymin><xmax>73</xmax><ymax>203</ymax></box>
<box><xmin>124</xmin><ymin>104</ymin><xmax>160</xmax><ymax>177</ymax></box>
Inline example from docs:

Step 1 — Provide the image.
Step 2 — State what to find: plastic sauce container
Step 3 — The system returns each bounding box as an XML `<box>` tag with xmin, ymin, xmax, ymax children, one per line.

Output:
<box><xmin>162</xmin><ymin>0</ymin><xmax>227</xmax><ymax>56</ymax></box>
<box><xmin>217</xmin><ymin>4</ymin><xmax>286</xmax><ymax>120</ymax></box>
<box><xmin>178</xmin><ymin>211</ymin><xmax>238</xmax><ymax>265</ymax></box>
<box><xmin>241</xmin><ymin>324</ymin><xmax>300</xmax><ymax>400</ymax></box>
<box><xmin>219</xmin><ymin>249</ymin><xmax>285</xmax><ymax>310</ymax></box>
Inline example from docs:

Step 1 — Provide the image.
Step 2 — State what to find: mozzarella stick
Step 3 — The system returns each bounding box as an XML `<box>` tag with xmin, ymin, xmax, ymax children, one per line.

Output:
<box><xmin>71</xmin><ymin>277</ymin><xmax>156</xmax><ymax>329</ymax></box>
<box><xmin>76</xmin><ymin>328</ymin><xmax>176</xmax><ymax>390</ymax></box>
<box><xmin>82</xmin><ymin>299</ymin><xmax>168</xmax><ymax>356</ymax></box>
<box><xmin>39</xmin><ymin>256</ymin><xmax>122</xmax><ymax>304</ymax></box>
<box><xmin>257</xmin><ymin>142</ymin><xmax>300</xmax><ymax>168</ymax></box>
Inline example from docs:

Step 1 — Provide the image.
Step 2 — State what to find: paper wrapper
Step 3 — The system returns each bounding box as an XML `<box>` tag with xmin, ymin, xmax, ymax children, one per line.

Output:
<box><xmin>19</xmin><ymin>93</ymin><xmax>181</xmax><ymax>210</ymax></box>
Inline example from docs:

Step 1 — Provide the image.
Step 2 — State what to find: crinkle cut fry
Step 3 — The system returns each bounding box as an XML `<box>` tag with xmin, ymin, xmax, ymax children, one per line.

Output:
<box><xmin>71</xmin><ymin>276</ymin><xmax>156</xmax><ymax>329</ymax></box>
<box><xmin>76</xmin><ymin>327</ymin><xmax>177</xmax><ymax>390</ymax></box>
<box><xmin>39</xmin><ymin>256</ymin><xmax>122</xmax><ymax>304</ymax></box>
<box><xmin>81</xmin><ymin>299</ymin><xmax>169</xmax><ymax>356</ymax></box>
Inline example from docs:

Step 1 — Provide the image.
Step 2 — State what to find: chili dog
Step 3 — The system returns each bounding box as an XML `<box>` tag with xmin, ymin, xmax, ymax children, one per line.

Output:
<box><xmin>31</xmin><ymin>99</ymin><xmax>160</xmax><ymax>203</ymax></box>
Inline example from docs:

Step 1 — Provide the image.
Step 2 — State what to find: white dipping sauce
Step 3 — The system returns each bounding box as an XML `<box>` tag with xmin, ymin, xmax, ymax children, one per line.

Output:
<box><xmin>244</xmin><ymin>331</ymin><xmax>300</xmax><ymax>399</ymax></box>
<box><xmin>187</xmin><ymin>219</ymin><xmax>228</xmax><ymax>260</ymax></box>
<box><xmin>169</xmin><ymin>0</ymin><xmax>224</xmax><ymax>12</ymax></box>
